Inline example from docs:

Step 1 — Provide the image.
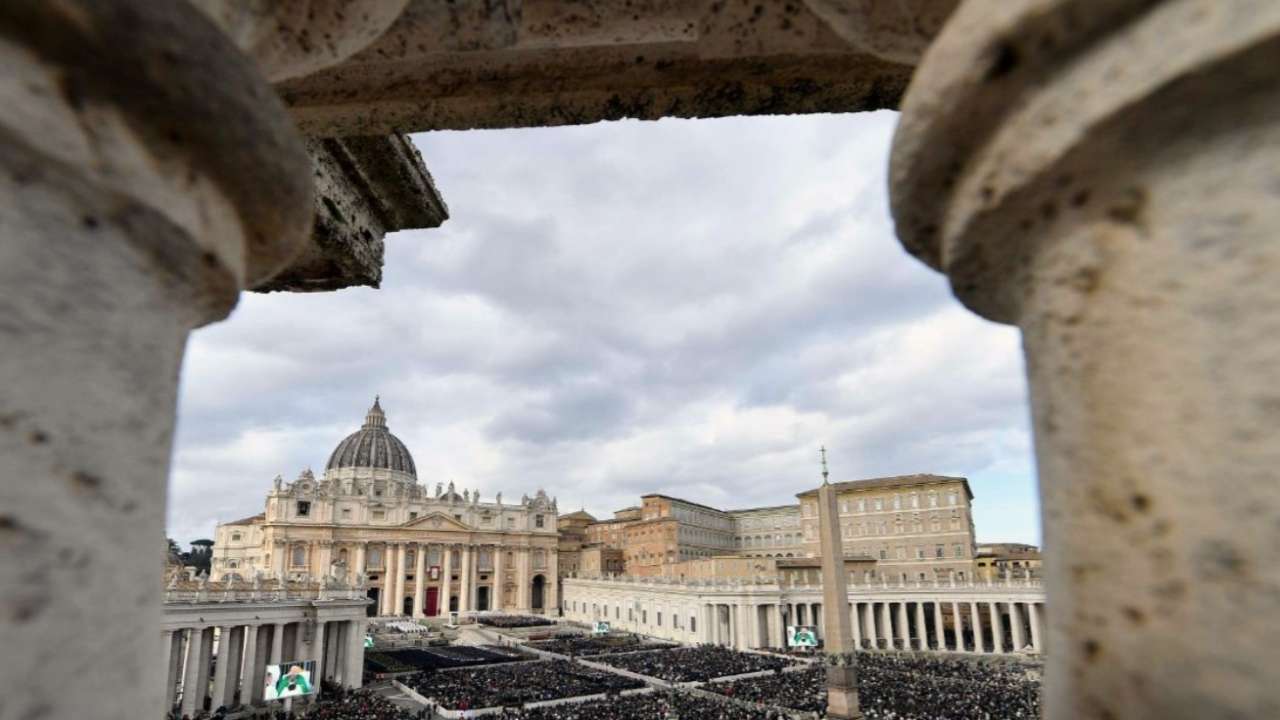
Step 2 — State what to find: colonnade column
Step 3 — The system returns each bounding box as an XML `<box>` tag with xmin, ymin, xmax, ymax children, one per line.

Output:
<box><xmin>969</xmin><ymin>603</ymin><xmax>985</xmax><ymax>653</ymax></box>
<box><xmin>880</xmin><ymin>603</ymin><xmax>893</xmax><ymax>650</ymax></box>
<box><xmin>850</xmin><ymin>602</ymin><xmax>862</xmax><ymax>648</ymax></box>
<box><xmin>933</xmin><ymin>603</ymin><xmax>946</xmax><ymax>652</ymax></box>
<box><xmin>951</xmin><ymin>603</ymin><xmax>964</xmax><ymax>652</ymax></box>
<box><xmin>412</xmin><ymin>542</ymin><xmax>426</xmax><ymax>617</ymax></box>
<box><xmin>896</xmin><ymin>602</ymin><xmax>910</xmax><ymax>649</ymax></box>
<box><xmin>210</xmin><ymin>625</ymin><xmax>234</xmax><ymax>709</ymax></box>
<box><xmin>1029</xmin><ymin>603</ymin><xmax>1043</xmax><ymax>654</ymax></box>
<box><xmin>493</xmin><ymin>544</ymin><xmax>505</xmax><ymax>612</ymax></box>
<box><xmin>240</xmin><ymin>625</ymin><xmax>260</xmax><ymax>706</ymax></box>
<box><xmin>915</xmin><ymin>602</ymin><xmax>928</xmax><ymax>650</ymax></box>
<box><xmin>224</xmin><ymin>625</ymin><xmax>246</xmax><ymax>708</ymax></box>
<box><xmin>180</xmin><ymin>628</ymin><xmax>206</xmax><ymax>717</ymax></box>
<box><xmin>439</xmin><ymin>545</ymin><xmax>454</xmax><ymax>616</ymax></box>
<box><xmin>195</xmin><ymin>628</ymin><xmax>214</xmax><ymax>711</ymax></box>
<box><xmin>988</xmin><ymin>603</ymin><xmax>1004</xmax><ymax>654</ymax></box>
<box><xmin>463</xmin><ymin>543</ymin><xmax>478</xmax><ymax>609</ymax></box>
<box><xmin>162</xmin><ymin>630</ymin><xmax>181</xmax><ymax>711</ymax></box>
<box><xmin>311</xmin><ymin>621</ymin><xmax>327</xmax><ymax>696</ymax></box>
<box><xmin>344</xmin><ymin>619</ymin><xmax>365</xmax><ymax>689</ymax></box>
<box><xmin>864</xmin><ymin>603</ymin><xmax>878</xmax><ymax>649</ymax></box>
<box><xmin>1009</xmin><ymin>603</ymin><xmax>1026</xmax><ymax>652</ymax></box>
<box><xmin>889</xmin><ymin>2</ymin><xmax>1280</xmax><ymax>715</ymax></box>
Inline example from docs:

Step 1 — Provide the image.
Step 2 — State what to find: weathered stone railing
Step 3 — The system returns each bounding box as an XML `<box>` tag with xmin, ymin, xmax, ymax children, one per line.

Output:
<box><xmin>162</xmin><ymin>578</ymin><xmax>368</xmax><ymax>604</ymax></box>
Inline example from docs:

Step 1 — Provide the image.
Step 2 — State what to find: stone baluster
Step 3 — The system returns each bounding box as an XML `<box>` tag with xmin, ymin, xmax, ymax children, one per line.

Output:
<box><xmin>890</xmin><ymin>1</ymin><xmax>1280</xmax><ymax>715</ymax></box>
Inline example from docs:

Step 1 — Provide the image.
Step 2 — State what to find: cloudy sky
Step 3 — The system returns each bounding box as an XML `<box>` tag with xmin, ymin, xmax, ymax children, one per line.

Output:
<box><xmin>167</xmin><ymin>111</ymin><xmax>1040</xmax><ymax>548</ymax></box>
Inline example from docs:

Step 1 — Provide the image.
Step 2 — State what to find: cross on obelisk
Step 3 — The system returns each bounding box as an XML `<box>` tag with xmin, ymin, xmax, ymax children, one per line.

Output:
<box><xmin>817</xmin><ymin>446</ymin><xmax>863</xmax><ymax>719</ymax></box>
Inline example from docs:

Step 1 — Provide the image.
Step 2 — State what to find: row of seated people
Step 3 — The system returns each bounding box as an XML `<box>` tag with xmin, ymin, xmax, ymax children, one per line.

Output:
<box><xmin>593</xmin><ymin>645</ymin><xmax>793</xmax><ymax>683</ymax></box>
<box><xmin>403</xmin><ymin>659</ymin><xmax>645</xmax><ymax>710</ymax></box>
<box><xmin>703</xmin><ymin>652</ymin><xmax>1041</xmax><ymax>719</ymax></box>
<box><xmin>477</xmin><ymin>615</ymin><xmax>557</xmax><ymax>628</ymax></box>
<box><xmin>527</xmin><ymin>633</ymin><xmax>678</xmax><ymax>657</ymax></box>
<box><xmin>492</xmin><ymin>690</ymin><xmax>793</xmax><ymax>719</ymax></box>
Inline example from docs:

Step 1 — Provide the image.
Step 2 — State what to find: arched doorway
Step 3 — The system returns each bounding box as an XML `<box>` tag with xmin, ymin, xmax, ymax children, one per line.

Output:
<box><xmin>365</xmin><ymin>587</ymin><xmax>380</xmax><ymax>617</ymax></box>
<box><xmin>531</xmin><ymin>575</ymin><xmax>545</xmax><ymax>612</ymax></box>
<box><xmin>477</xmin><ymin>586</ymin><xmax>490</xmax><ymax>611</ymax></box>
<box><xmin>402</xmin><ymin>596</ymin><xmax>413</xmax><ymax>616</ymax></box>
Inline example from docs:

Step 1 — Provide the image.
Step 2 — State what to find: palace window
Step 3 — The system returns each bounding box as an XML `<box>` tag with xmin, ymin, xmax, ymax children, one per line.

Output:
<box><xmin>948</xmin><ymin>492</ymin><xmax>958</xmax><ymax>506</ymax></box>
<box><xmin>879</xmin><ymin>549</ymin><xmax>888</xmax><ymax>560</ymax></box>
<box><xmin>873</xmin><ymin>498</ymin><xmax>883</xmax><ymax>511</ymax></box>
<box><xmin>954</xmin><ymin>544</ymin><xmax>965</xmax><ymax>558</ymax></box>
<box><xmin>857</xmin><ymin>499</ymin><xmax>865</xmax><ymax>512</ymax></box>
<box><xmin>296</xmin><ymin>501</ymin><xmax>311</xmax><ymax>517</ymax></box>
<box><xmin>929</xmin><ymin>493</ymin><xmax>938</xmax><ymax>507</ymax></box>
<box><xmin>893</xmin><ymin>495</ymin><xmax>901</xmax><ymax>510</ymax></box>
<box><xmin>896</xmin><ymin>547</ymin><xmax>906</xmax><ymax>559</ymax></box>
<box><xmin>936</xmin><ymin>545</ymin><xmax>945</xmax><ymax>558</ymax></box>
<box><xmin>916</xmin><ymin>547</ymin><xmax>925</xmax><ymax>559</ymax></box>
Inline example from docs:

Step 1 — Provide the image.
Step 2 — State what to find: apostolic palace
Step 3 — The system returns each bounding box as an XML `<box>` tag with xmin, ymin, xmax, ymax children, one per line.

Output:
<box><xmin>211</xmin><ymin>399</ymin><xmax>561</xmax><ymax>617</ymax></box>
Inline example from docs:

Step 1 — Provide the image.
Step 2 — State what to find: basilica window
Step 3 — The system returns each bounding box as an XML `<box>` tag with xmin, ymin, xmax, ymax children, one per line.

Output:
<box><xmin>291</xmin><ymin>544</ymin><xmax>307</xmax><ymax>567</ymax></box>
<box><xmin>405</xmin><ymin>549</ymin><xmax>415</xmax><ymax>566</ymax></box>
<box><xmin>296</xmin><ymin>501</ymin><xmax>311</xmax><ymax>517</ymax></box>
<box><xmin>409</xmin><ymin>512</ymin><xmax>418</xmax><ymax>520</ymax></box>
<box><xmin>372</xmin><ymin>510</ymin><xmax>385</xmax><ymax>521</ymax></box>
<box><xmin>341</xmin><ymin>508</ymin><xmax>351</xmax><ymax>519</ymax></box>
<box><xmin>451</xmin><ymin>549</ymin><xmax>460</xmax><ymax>566</ymax></box>
<box><xmin>535</xmin><ymin>514</ymin><xmax>545</xmax><ymax>528</ymax></box>
<box><xmin>428</xmin><ymin>547</ymin><xmax>441</xmax><ymax>566</ymax></box>
<box><xmin>231</xmin><ymin>533</ymin><xmax>241</xmax><ymax>542</ymax></box>
<box><xmin>369</xmin><ymin>548</ymin><xmax>382</xmax><ymax>568</ymax></box>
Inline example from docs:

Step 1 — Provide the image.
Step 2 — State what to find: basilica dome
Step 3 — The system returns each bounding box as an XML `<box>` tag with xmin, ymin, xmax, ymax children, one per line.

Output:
<box><xmin>325</xmin><ymin>397</ymin><xmax>417</xmax><ymax>477</ymax></box>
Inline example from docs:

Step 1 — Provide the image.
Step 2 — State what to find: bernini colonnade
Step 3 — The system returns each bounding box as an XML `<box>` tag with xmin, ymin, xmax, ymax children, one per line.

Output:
<box><xmin>1</xmin><ymin>2</ymin><xmax>1274</xmax><ymax>719</ymax></box>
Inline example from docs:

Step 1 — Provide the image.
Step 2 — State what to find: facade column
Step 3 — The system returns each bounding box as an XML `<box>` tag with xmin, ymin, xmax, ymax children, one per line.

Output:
<box><xmin>378</xmin><ymin>544</ymin><xmax>393</xmax><ymax>615</ymax></box>
<box><xmin>989</xmin><ymin>602</ymin><xmax>1005</xmax><ymax>654</ymax></box>
<box><xmin>463</xmin><ymin>543</ymin><xmax>478</xmax><ymax>609</ymax></box>
<box><xmin>915</xmin><ymin>602</ymin><xmax>929</xmax><ymax>651</ymax></box>
<box><xmin>890</xmin><ymin>3</ymin><xmax>1280</xmax><ymax>715</ymax></box>
<box><xmin>1029</xmin><ymin>603</ymin><xmax>1044</xmax><ymax>654</ymax></box>
<box><xmin>970</xmin><ymin>603</ymin><xmax>985</xmax><ymax>653</ymax></box>
<box><xmin>547</xmin><ymin>547</ymin><xmax>560</xmax><ymax>614</ymax></box>
<box><xmin>493</xmin><ymin>544</ymin><xmax>505</xmax><ymax>612</ymax></box>
<box><xmin>344</xmin><ymin>620</ymin><xmax>365</xmax><ymax>689</ymax></box>
<box><xmin>316</xmin><ymin>540</ymin><xmax>333</xmax><ymax>578</ymax></box>
<box><xmin>1009</xmin><ymin>603</ymin><xmax>1026</xmax><ymax>652</ymax></box>
<box><xmin>440</xmin><ymin>544</ymin><xmax>454</xmax><ymax>616</ymax></box>
<box><xmin>412</xmin><ymin>542</ymin><xmax>426</xmax><ymax>618</ymax></box>
<box><xmin>814</xmin><ymin>602</ymin><xmax>825</xmax><ymax>640</ymax></box>
<box><xmin>394</xmin><ymin>541</ymin><xmax>408</xmax><ymax>616</ymax></box>
<box><xmin>180</xmin><ymin>628</ymin><xmax>205</xmax><ymax>717</ymax></box>
<box><xmin>951</xmin><ymin>602</ymin><xmax>964</xmax><ymax>652</ymax></box>
<box><xmin>195</xmin><ymin>627</ymin><xmax>214</xmax><ymax>712</ymax></box>
<box><xmin>210</xmin><ymin>625</ymin><xmax>234</xmax><ymax>710</ymax></box>
<box><xmin>270</xmin><ymin>623</ymin><xmax>285</xmax><ymax>665</ymax></box>
<box><xmin>354</xmin><ymin>543</ymin><xmax>367</xmax><ymax>577</ymax></box>
<box><xmin>933</xmin><ymin>603</ymin><xmax>946</xmax><ymax>652</ymax></box>
<box><xmin>897</xmin><ymin>602</ymin><xmax>910</xmax><ymax>649</ymax></box>
<box><xmin>272</xmin><ymin>539</ymin><xmax>287</xmax><ymax>580</ymax></box>
<box><xmin>517</xmin><ymin>548</ymin><xmax>531</xmax><ymax>611</ymax></box>
<box><xmin>240</xmin><ymin>625</ymin><xmax>259</xmax><ymax>707</ymax></box>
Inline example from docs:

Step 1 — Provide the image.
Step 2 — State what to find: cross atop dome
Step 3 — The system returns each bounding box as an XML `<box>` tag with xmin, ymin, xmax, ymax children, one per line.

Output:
<box><xmin>363</xmin><ymin>395</ymin><xmax>387</xmax><ymax>429</ymax></box>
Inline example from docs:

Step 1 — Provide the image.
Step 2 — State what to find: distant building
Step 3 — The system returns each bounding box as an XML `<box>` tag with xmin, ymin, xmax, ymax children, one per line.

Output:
<box><xmin>976</xmin><ymin>542</ymin><xmax>1041</xmax><ymax>581</ymax></box>
<box><xmin>728</xmin><ymin>505</ymin><xmax>804</xmax><ymax>558</ymax></box>
<box><xmin>557</xmin><ymin>509</ymin><xmax>596</xmax><ymax>580</ymax></box>
<box><xmin>211</xmin><ymin>398</ymin><xmax>560</xmax><ymax>617</ymax></box>
<box><xmin>796</xmin><ymin>474</ymin><xmax>977</xmax><ymax>583</ymax></box>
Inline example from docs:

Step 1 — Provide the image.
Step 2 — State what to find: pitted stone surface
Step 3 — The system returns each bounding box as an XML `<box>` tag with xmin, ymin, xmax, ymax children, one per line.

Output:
<box><xmin>275</xmin><ymin>0</ymin><xmax>916</xmax><ymax>136</ymax></box>
<box><xmin>890</xmin><ymin>1</ymin><xmax>1280</xmax><ymax>717</ymax></box>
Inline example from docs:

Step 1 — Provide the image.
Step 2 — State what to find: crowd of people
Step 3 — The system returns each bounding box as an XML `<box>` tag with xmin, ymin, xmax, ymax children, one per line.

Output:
<box><xmin>696</xmin><ymin>652</ymin><xmax>1042</xmax><ymax>719</ymax></box>
<box><xmin>494</xmin><ymin>690</ymin><xmax>793</xmax><ymax>720</ymax></box>
<box><xmin>706</xmin><ymin>667</ymin><xmax>826</xmax><ymax>713</ymax></box>
<box><xmin>595</xmin><ymin>645</ymin><xmax>793</xmax><ymax>683</ymax></box>
<box><xmin>856</xmin><ymin>652</ymin><xmax>1041</xmax><ymax>720</ymax></box>
<box><xmin>364</xmin><ymin>645</ymin><xmax>520</xmax><ymax>675</ymax></box>
<box><xmin>528</xmin><ymin>633</ymin><xmax>678</xmax><ymax>657</ymax></box>
<box><xmin>404</xmin><ymin>659</ymin><xmax>645</xmax><ymax>710</ymax></box>
<box><xmin>166</xmin><ymin>686</ymin><xmax>427</xmax><ymax>720</ymax></box>
<box><xmin>477</xmin><ymin>615</ymin><xmax>556</xmax><ymax>628</ymax></box>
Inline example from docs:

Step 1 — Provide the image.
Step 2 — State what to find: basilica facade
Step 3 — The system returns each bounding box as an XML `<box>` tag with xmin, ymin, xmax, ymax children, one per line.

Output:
<box><xmin>211</xmin><ymin>399</ymin><xmax>560</xmax><ymax>617</ymax></box>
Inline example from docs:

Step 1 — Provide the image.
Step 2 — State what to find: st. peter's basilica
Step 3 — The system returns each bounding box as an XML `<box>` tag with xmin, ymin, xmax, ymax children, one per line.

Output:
<box><xmin>211</xmin><ymin>399</ymin><xmax>560</xmax><ymax>617</ymax></box>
